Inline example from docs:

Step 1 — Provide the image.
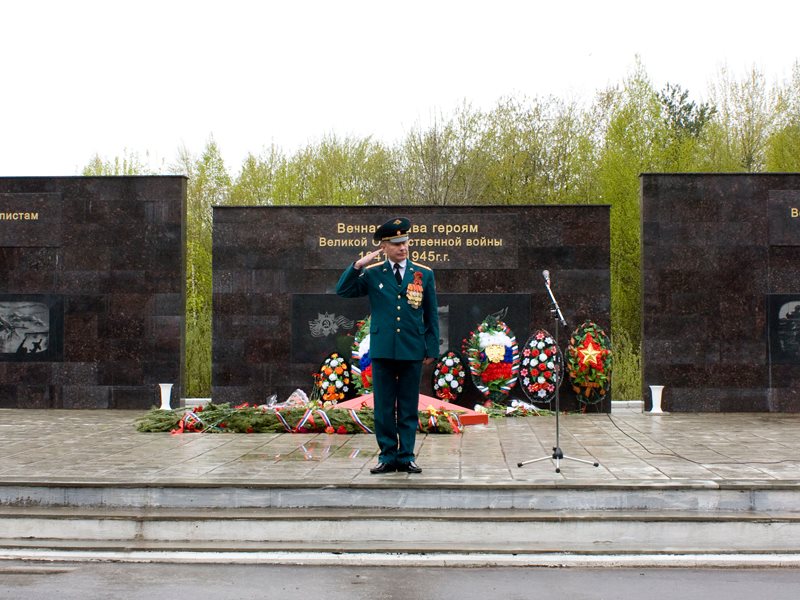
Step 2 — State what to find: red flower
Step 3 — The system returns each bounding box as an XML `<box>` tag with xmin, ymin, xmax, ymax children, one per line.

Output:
<box><xmin>481</xmin><ymin>362</ymin><xmax>513</xmax><ymax>383</ymax></box>
<box><xmin>361</xmin><ymin>364</ymin><xmax>373</xmax><ymax>388</ymax></box>
<box><xmin>246</xmin><ymin>427</ymin><xmax>254</xmax><ymax>434</ymax></box>
<box><xmin>325</xmin><ymin>426</ymin><xmax>335</xmax><ymax>434</ymax></box>
<box><xmin>337</xmin><ymin>425</ymin><xmax>348</xmax><ymax>435</ymax></box>
<box><xmin>437</xmin><ymin>387</ymin><xmax>455</xmax><ymax>401</ymax></box>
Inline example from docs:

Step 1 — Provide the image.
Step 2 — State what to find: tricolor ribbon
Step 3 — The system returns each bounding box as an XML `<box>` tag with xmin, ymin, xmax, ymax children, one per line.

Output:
<box><xmin>296</xmin><ymin>408</ymin><xmax>315</xmax><ymax>430</ymax></box>
<box><xmin>273</xmin><ymin>410</ymin><xmax>293</xmax><ymax>432</ymax></box>
<box><xmin>348</xmin><ymin>409</ymin><xmax>373</xmax><ymax>434</ymax></box>
<box><xmin>314</xmin><ymin>409</ymin><xmax>332</xmax><ymax>428</ymax></box>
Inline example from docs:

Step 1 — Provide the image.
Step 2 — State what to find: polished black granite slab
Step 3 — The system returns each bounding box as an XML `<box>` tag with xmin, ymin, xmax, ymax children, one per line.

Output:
<box><xmin>213</xmin><ymin>205</ymin><xmax>611</xmax><ymax>411</ymax></box>
<box><xmin>642</xmin><ymin>174</ymin><xmax>800</xmax><ymax>412</ymax></box>
<box><xmin>0</xmin><ymin>177</ymin><xmax>185</xmax><ymax>409</ymax></box>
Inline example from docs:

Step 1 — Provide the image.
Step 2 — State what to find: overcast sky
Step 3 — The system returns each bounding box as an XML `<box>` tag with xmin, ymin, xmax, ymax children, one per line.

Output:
<box><xmin>2</xmin><ymin>0</ymin><xmax>798</xmax><ymax>176</ymax></box>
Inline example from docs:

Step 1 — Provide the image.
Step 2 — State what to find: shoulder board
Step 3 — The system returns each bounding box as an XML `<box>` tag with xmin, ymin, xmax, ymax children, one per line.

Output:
<box><xmin>364</xmin><ymin>262</ymin><xmax>382</xmax><ymax>270</ymax></box>
<box><xmin>413</xmin><ymin>262</ymin><xmax>432</xmax><ymax>271</ymax></box>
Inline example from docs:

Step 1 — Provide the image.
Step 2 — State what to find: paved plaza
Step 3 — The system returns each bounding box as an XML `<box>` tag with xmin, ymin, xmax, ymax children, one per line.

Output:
<box><xmin>1</xmin><ymin>407</ymin><xmax>799</xmax><ymax>486</ymax></box>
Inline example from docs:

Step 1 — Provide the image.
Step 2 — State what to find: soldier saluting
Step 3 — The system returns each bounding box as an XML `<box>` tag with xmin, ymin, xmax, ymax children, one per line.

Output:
<box><xmin>336</xmin><ymin>217</ymin><xmax>440</xmax><ymax>474</ymax></box>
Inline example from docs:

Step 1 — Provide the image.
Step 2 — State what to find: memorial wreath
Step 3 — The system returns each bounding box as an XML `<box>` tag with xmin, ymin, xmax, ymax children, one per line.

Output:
<box><xmin>350</xmin><ymin>316</ymin><xmax>373</xmax><ymax>395</ymax></box>
<box><xmin>314</xmin><ymin>352</ymin><xmax>351</xmax><ymax>405</ymax></box>
<box><xmin>431</xmin><ymin>350</ymin><xmax>467</xmax><ymax>402</ymax></box>
<box><xmin>520</xmin><ymin>329</ymin><xmax>562</xmax><ymax>403</ymax></box>
<box><xmin>462</xmin><ymin>310</ymin><xmax>519</xmax><ymax>404</ymax></box>
<box><xmin>566</xmin><ymin>320</ymin><xmax>612</xmax><ymax>404</ymax></box>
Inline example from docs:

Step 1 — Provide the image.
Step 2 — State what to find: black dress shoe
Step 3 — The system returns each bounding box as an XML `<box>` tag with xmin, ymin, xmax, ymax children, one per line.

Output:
<box><xmin>399</xmin><ymin>461</ymin><xmax>422</xmax><ymax>474</ymax></box>
<box><xmin>370</xmin><ymin>462</ymin><xmax>396</xmax><ymax>474</ymax></box>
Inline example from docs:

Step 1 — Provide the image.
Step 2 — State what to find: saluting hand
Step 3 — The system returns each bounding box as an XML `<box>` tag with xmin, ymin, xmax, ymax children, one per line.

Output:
<box><xmin>355</xmin><ymin>248</ymin><xmax>382</xmax><ymax>270</ymax></box>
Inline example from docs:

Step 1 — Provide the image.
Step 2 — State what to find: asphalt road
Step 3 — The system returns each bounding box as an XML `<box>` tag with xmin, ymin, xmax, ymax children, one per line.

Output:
<box><xmin>1</xmin><ymin>563</ymin><xmax>800</xmax><ymax>600</ymax></box>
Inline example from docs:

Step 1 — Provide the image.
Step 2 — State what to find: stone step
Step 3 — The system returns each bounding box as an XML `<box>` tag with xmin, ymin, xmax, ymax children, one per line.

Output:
<box><xmin>2</xmin><ymin>480</ymin><xmax>799</xmax><ymax>512</ymax></box>
<box><xmin>2</xmin><ymin>507</ymin><xmax>800</xmax><ymax>555</ymax></box>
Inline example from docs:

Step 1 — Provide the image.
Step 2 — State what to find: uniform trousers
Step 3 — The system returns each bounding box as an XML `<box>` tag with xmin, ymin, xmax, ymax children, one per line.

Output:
<box><xmin>371</xmin><ymin>358</ymin><xmax>422</xmax><ymax>466</ymax></box>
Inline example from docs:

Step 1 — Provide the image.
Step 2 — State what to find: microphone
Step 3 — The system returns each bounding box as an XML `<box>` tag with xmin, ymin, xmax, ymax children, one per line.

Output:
<box><xmin>542</xmin><ymin>270</ymin><xmax>550</xmax><ymax>286</ymax></box>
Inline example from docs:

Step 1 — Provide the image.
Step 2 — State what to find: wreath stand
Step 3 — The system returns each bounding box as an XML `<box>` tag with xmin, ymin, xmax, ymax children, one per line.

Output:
<box><xmin>517</xmin><ymin>271</ymin><xmax>600</xmax><ymax>473</ymax></box>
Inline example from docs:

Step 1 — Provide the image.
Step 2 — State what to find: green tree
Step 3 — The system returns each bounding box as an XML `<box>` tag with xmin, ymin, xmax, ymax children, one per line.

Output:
<box><xmin>82</xmin><ymin>149</ymin><xmax>158</xmax><ymax>175</ymax></box>
<box><xmin>396</xmin><ymin>104</ymin><xmax>490</xmax><ymax>205</ymax></box>
<box><xmin>657</xmin><ymin>83</ymin><xmax>716</xmax><ymax>170</ymax></box>
<box><xmin>766</xmin><ymin>61</ymin><xmax>800</xmax><ymax>171</ymax></box>
<box><xmin>172</xmin><ymin>138</ymin><xmax>231</xmax><ymax>397</ymax></box>
<box><xmin>702</xmin><ymin>66</ymin><xmax>776</xmax><ymax>171</ymax></box>
<box><xmin>593</xmin><ymin>61</ymin><xmax>668</xmax><ymax>398</ymax></box>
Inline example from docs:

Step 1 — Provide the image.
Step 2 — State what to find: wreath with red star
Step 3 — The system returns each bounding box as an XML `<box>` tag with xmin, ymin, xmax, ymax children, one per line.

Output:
<box><xmin>566</xmin><ymin>321</ymin><xmax>612</xmax><ymax>404</ymax></box>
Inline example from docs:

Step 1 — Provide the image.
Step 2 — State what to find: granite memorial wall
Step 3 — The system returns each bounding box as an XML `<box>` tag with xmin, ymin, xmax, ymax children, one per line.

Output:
<box><xmin>642</xmin><ymin>173</ymin><xmax>800</xmax><ymax>412</ymax></box>
<box><xmin>213</xmin><ymin>205</ymin><xmax>611</xmax><ymax>411</ymax></box>
<box><xmin>0</xmin><ymin>177</ymin><xmax>186</xmax><ymax>409</ymax></box>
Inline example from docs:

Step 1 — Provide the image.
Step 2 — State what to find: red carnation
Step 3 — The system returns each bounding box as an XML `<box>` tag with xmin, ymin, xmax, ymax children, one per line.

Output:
<box><xmin>481</xmin><ymin>362</ymin><xmax>513</xmax><ymax>383</ymax></box>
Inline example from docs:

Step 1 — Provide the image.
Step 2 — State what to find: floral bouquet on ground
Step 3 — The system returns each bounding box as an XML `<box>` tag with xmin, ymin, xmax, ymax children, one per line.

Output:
<box><xmin>566</xmin><ymin>320</ymin><xmax>612</xmax><ymax>405</ymax></box>
<box><xmin>474</xmin><ymin>398</ymin><xmax>553</xmax><ymax>418</ymax></box>
<box><xmin>462</xmin><ymin>310</ymin><xmax>519</xmax><ymax>405</ymax></box>
<box><xmin>313</xmin><ymin>352</ymin><xmax>351</xmax><ymax>406</ymax></box>
<box><xmin>431</xmin><ymin>351</ymin><xmax>467</xmax><ymax>402</ymax></box>
<box><xmin>350</xmin><ymin>316</ymin><xmax>373</xmax><ymax>395</ymax></box>
<box><xmin>520</xmin><ymin>329</ymin><xmax>562</xmax><ymax>405</ymax></box>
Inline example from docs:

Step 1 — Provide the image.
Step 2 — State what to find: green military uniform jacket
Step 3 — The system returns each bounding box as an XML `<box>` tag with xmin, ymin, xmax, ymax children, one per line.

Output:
<box><xmin>336</xmin><ymin>259</ymin><xmax>440</xmax><ymax>360</ymax></box>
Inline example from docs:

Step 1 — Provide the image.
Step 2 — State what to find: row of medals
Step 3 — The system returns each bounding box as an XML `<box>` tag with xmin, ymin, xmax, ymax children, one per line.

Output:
<box><xmin>406</xmin><ymin>278</ymin><xmax>423</xmax><ymax>309</ymax></box>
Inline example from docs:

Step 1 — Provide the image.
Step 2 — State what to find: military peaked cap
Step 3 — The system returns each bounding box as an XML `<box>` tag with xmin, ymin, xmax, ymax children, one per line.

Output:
<box><xmin>374</xmin><ymin>217</ymin><xmax>411</xmax><ymax>243</ymax></box>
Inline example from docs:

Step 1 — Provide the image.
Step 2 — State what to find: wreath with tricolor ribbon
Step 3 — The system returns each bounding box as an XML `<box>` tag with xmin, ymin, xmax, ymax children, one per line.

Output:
<box><xmin>462</xmin><ymin>310</ymin><xmax>519</xmax><ymax>404</ymax></box>
<box><xmin>350</xmin><ymin>316</ymin><xmax>373</xmax><ymax>395</ymax></box>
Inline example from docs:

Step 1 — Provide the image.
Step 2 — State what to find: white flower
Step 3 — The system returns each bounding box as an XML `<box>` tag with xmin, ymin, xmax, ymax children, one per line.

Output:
<box><xmin>445</xmin><ymin>374</ymin><xmax>453</xmax><ymax>382</ymax></box>
<box><xmin>538</xmin><ymin>376</ymin><xmax>546</xmax><ymax>384</ymax></box>
<box><xmin>545</xmin><ymin>337</ymin><xmax>553</xmax><ymax>344</ymax></box>
<box><xmin>547</xmin><ymin>361</ymin><xmax>555</xmax><ymax>369</ymax></box>
<box><xmin>335</xmin><ymin>380</ymin><xmax>343</xmax><ymax>388</ymax></box>
<box><xmin>438</xmin><ymin>378</ymin><xmax>446</xmax><ymax>388</ymax></box>
<box><xmin>537</xmin><ymin>342</ymin><xmax>545</xmax><ymax>349</ymax></box>
<box><xmin>343</xmin><ymin>386</ymin><xmax>349</xmax><ymax>392</ymax></box>
<box><xmin>478</xmin><ymin>331</ymin><xmax>512</xmax><ymax>349</ymax></box>
<box><xmin>523</xmin><ymin>377</ymin><xmax>530</xmax><ymax>385</ymax></box>
<box><xmin>450</xmin><ymin>380</ymin><xmax>459</xmax><ymax>388</ymax></box>
<box><xmin>328</xmin><ymin>373</ymin><xmax>337</xmax><ymax>381</ymax></box>
<box><xmin>538</xmin><ymin>390</ymin><xmax>547</xmax><ymax>397</ymax></box>
<box><xmin>539</xmin><ymin>353</ymin><xmax>547</xmax><ymax>361</ymax></box>
<box><xmin>358</xmin><ymin>334</ymin><xmax>370</xmax><ymax>356</ymax></box>
<box><xmin>445</xmin><ymin>358</ymin><xmax>454</xmax><ymax>367</ymax></box>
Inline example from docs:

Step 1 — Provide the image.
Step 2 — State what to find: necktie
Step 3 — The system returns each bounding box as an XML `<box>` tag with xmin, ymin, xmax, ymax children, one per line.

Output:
<box><xmin>394</xmin><ymin>263</ymin><xmax>402</xmax><ymax>285</ymax></box>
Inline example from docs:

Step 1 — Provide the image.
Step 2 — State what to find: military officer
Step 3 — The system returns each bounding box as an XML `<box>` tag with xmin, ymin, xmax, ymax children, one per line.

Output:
<box><xmin>336</xmin><ymin>217</ymin><xmax>440</xmax><ymax>474</ymax></box>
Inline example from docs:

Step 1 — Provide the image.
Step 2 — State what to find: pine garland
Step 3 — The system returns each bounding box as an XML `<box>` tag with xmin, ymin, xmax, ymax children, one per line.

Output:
<box><xmin>135</xmin><ymin>402</ymin><xmax>463</xmax><ymax>435</ymax></box>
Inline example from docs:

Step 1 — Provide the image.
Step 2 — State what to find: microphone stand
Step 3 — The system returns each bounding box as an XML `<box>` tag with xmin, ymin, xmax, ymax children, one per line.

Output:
<box><xmin>517</xmin><ymin>271</ymin><xmax>600</xmax><ymax>473</ymax></box>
